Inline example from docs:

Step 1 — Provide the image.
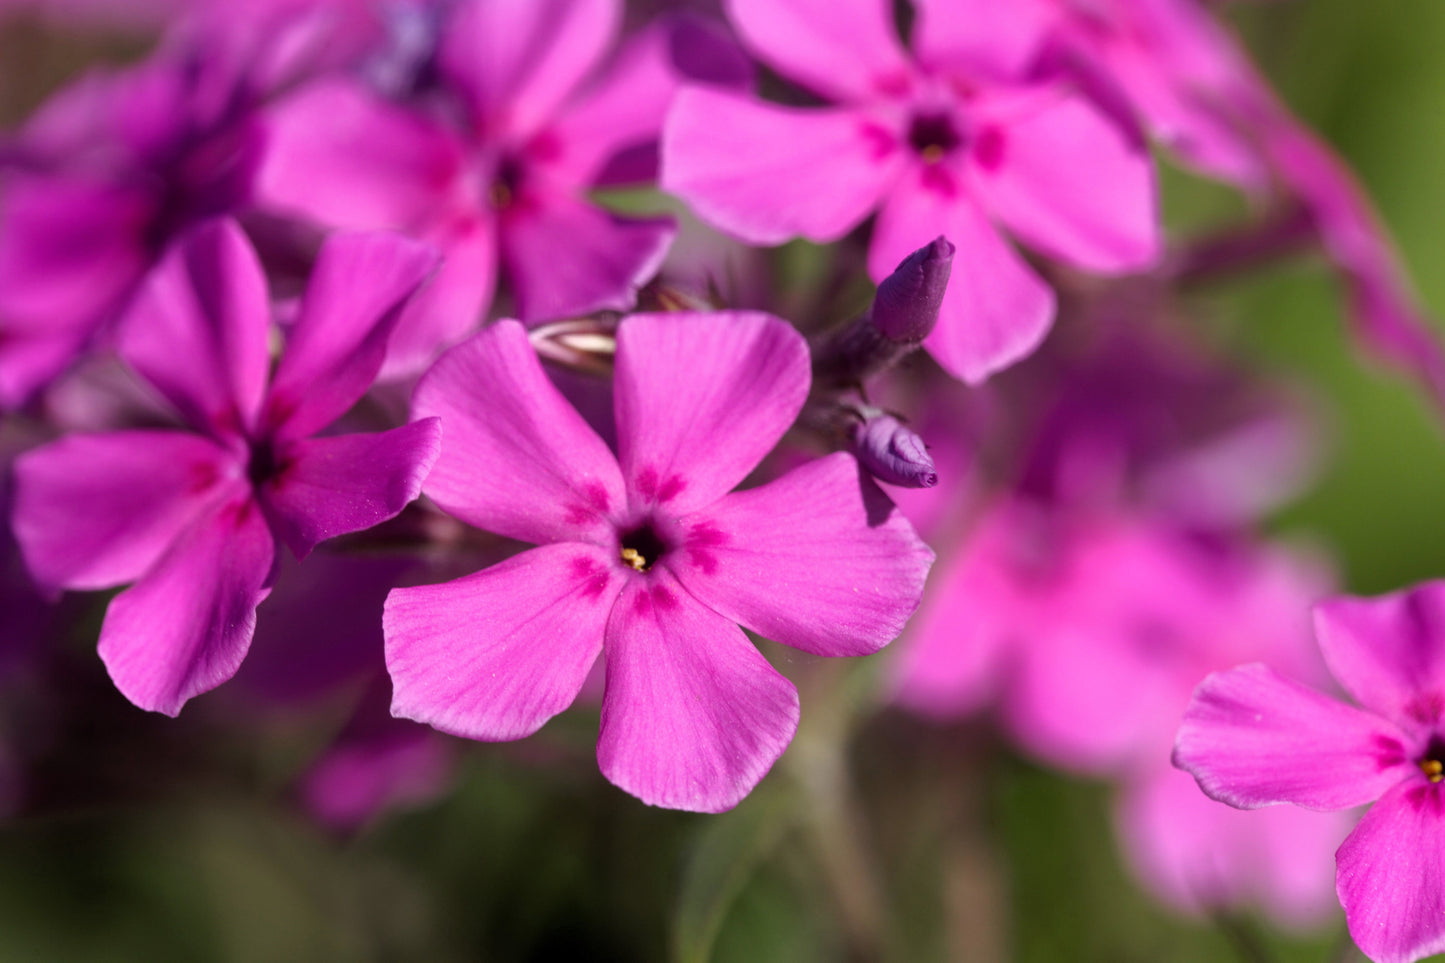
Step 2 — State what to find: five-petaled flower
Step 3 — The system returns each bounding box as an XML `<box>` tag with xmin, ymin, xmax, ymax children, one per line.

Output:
<box><xmin>11</xmin><ymin>218</ymin><xmax>442</xmax><ymax>715</ymax></box>
<box><xmin>384</xmin><ymin>311</ymin><xmax>933</xmax><ymax>811</ymax></box>
<box><xmin>662</xmin><ymin>0</ymin><xmax>1160</xmax><ymax>384</ymax></box>
<box><xmin>1175</xmin><ymin>580</ymin><xmax>1445</xmax><ymax>963</ymax></box>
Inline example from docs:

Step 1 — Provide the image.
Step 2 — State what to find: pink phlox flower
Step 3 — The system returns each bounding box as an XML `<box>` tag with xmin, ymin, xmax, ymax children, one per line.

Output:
<box><xmin>1027</xmin><ymin>0</ymin><xmax>1445</xmax><ymax>410</ymax></box>
<box><xmin>661</xmin><ymin>0</ymin><xmax>1161</xmax><ymax>385</ymax></box>
<box><xmin>10</xmin><ymin>218</ymin><xmax>443</xmax><ymax>715</ymax></box>
<box><xmin>384</xmin><ymin>311</ymin><xmax>933</xmax><ymax>812</ymax></box>
<box><xmin>0</xmin><ymin>12</ymin><xmax>315</xmax><ymax>408</ymax></box>
<box><xmin>1175</xmin><ymin>581</ymin><xmax>1445</xmax><ymax>963</ymax></box>
<box><xmin>256</xmin><ymin>0</ymin><xmax>753</xmax><ymax>377</ymax></box>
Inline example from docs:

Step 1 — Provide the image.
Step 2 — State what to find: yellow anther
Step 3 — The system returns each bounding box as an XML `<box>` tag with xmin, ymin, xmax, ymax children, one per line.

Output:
<box><xmin>489</xmin><ymin>180</ymin><xmax>513</xmax><ymax>209</ymax></box>
<box><xmin>620</xmin><ymin>547</ymin><xmax>647</xmax><ymax>572</ymax></box>
<box><xmin>920</xmin><ymin>145</ymin><xmax>945</xmax><ymax>165</ymax></box>
<box><xmin>1422</xmin><ymin>759</ymin><xmax>1444</xmax><ymax>783</ymax></box>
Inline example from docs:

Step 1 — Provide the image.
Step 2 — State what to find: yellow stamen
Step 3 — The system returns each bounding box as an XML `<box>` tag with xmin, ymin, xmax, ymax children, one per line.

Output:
<box><xmin>920</xmin><ymin>145</ymin><xmax>945</xmax><ymax>165</ymax></box>
<box><xmin>620</xmin><ymin>547</ymin><xmax>646</xmax><ymax>572</ymax></box>
<box><xmin>1422</xmin><ymin>759</ymin><xmax>1444</xmax><ymax>783</ymax></box>
<box><xmin>489</xmin><ymin>180</ymin><xmax>513</xmax><ymax>209</ymax></box>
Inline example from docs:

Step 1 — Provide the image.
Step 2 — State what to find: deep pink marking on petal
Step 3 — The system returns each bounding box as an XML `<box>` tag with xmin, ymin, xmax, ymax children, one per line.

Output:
<box><xmin>974</xmin><ymin>126</ymin><xmax>1005</xmax><ymax>171</ymax></box>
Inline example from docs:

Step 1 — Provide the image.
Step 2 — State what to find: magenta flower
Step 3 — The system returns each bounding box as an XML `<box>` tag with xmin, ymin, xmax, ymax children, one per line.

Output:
<box><xmin>11</xmin><ymin>219</ymin><xmax>442</xmax><ymax>715</ymax></box>
<box><xmin>384</xmin><ymin>312</ymin><xmax>933</xmax><ymax>811</ymax></box>
<box><xmin>257</xmin><ymin>0</ymin><xmax>751</xmax><ymax>376</ymax></box>
<box><xmin>1174</xmin><ymin>581</ymin><xmax>1445</xmax><ymax>963</ymax></box>
<box><xmin>661</xmin><ymin>0</ymin><xmax>1160</xmax><ymax>383</ymax></box>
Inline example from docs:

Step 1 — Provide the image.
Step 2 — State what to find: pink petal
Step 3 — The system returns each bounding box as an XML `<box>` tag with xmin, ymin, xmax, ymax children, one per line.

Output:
<box><xmin>382</xmin><ymin>214</ymin><xmax>498</xmax><ymax>380</ymax></box>
<box><xmin>119</xmin><ymin>218</ymin><xmax>272</xmax><ymax>436</ymax></box>
<box><xmin>662</xmin><ymin>88</ymin><xmax>902</xmax><ymax>245</ymax></box>
<box><xmin>1116</xmin><ymin>764</ymin><xmax>1349</xmax><ymax>928</ymax></box>
<box><xmin>0</xmin><ymin>174</ymin><xmax>150</xmax><ymax>326</ymax></box>
<box><xmin>99</xmin><ymin>494</ymin><xmax>275</xmax><ymax>716</ymax></box>
<box><xmin>501</xmin><ymin>188</ymin><xmax>674</xmax><ymax>322</ymax></box>
<box><xmin>724</xmin><ymin>0</ymin><xmax>910</xmax><ymax>102</ymax></box>
<box><xmin>672</xmin><ymin>453</ymin><xmax>932</xmax><ymax>656</ymax></box>
<box><xmin>265</xmin><ymin>231</ymin><xmax>440</xmax><ymax>438</ymax></box>
<box><xmin>439</xmin><ymin>0</ymin><xmax>621</xmax><ymax>141</ymax></box>
<box><xmin>974</xmin><ymin>87</ymin><xmax>1160</xmax><ymax>272</ymax></box>
<box><xmin>912</xmin><ymin>0</ymin><xmax>1055</xmax><ymax>81</ymax></box>
<box><xmin>1337</xmin><ymin>780</ymin><xmax>1445</xmax><ymax>963</ymax></box>
<box><xmin>1314</xmin><ymin>584</ymin><xmax>1445</xmax><ymax>728</ymax></box>
<box><xmin>11</xmin><ymin>430</ymin><xmax>236</xmax><ymax>591</ymax></box>
<box><xmin>613</xmin><ymin>311</ymin><xmax>809</xmax><ymax>514</ymax></box>
<box><xmin>0</xmin><ymin>327</ymin><xmax>91</xmax><ymax>410</ymax></box>
<box><xmin>1173</xmin><ymin>663</ymin><xmax>1410</xmax><ymax>811</ymax></box>
<box><xmin>412</xmin><ymin>320</ymin><xmax>626</xmax><ymax>545</ymax></box>
<box><xmin>869</xmin><ymin>170</ymin><xmax>1054</xmax><ymax>383</ymax></box>
<box><xmin>546</xmin><ymin>13</ymin><xmax>754</xmax><ymax>188</ymax></box>
<box><xmin>384</xmin><ymin>543</ymin><xmax>621</xmax><ymax>740</ymax></box>
<box><xmin>255</xmin><ymin>79</ymin><xmax>465</xmax><ymax>231</ymax></box>
<box><xmin>597</xmin><ymin>573</ymin><xmax>799</xmax><ymax>812</ymax></box>
<box><xmin>260</xmin><ymin>420</ymin><xmax>442</xmax><ymax>559</ymax></box>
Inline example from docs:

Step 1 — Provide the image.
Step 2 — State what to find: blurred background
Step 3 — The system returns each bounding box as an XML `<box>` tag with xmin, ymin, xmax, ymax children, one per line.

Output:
<box><xmin>2</xmin><ymin>1</ymin><xmax>1444</xmax><ymax>961</ymax></box>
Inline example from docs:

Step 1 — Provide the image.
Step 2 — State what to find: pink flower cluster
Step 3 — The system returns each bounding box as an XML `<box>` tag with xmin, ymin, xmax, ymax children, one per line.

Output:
<box><xmin>0</xmin><ymin>1</ymin><xmax>1442</xmax><ymax>958</ymax></box>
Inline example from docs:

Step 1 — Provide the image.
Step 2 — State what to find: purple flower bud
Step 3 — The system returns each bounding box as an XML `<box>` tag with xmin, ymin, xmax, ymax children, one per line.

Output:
<box><xmin>852</xmin><ymin>414</ymin><xmax>937</xmax><ymax>488</ymax></box>
<box><xmin>871</xmin><ymin>236</ymin><xmax>954</xmax><ymax>345</ymax></box>
<box><xmin>811</xmin><ymin>237</ymin><xmax>954</xmax><ymax>388</ymax></box>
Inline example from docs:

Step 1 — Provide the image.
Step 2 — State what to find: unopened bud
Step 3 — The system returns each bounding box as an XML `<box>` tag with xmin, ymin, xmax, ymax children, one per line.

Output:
<box><xmin>852</xmin><ymin>414</ymin><xmax>937</xmax><ymax>488</ymax></box>
<box><xmin>812</xmin><ymin>236</ymin><xmax>954</xmax><ymax>387</ymax></box>
<box><xmin>871</xmin><ymin>236</ymin><xmax>954</xmax><ymax>344</ymax></box>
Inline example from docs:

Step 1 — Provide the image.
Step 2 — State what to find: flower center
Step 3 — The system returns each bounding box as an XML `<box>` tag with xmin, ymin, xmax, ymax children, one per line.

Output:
<box><xmin>489</xmin><ymin>156</ymin><xmax>524</xmax><ymax>209</ymax></box>
<box><xmin>247</xmin><ymin>438</ymin><xmax>281</xmax><ymax>488</ymax></box>
<box><xmin>619</xmin><ymin>523</ymin><xmax>668</xmax><ymax>573</ymax></box>
<box><xmin>908</xmin><ymin>112</ymin><xmax>961</xmax><ymax>165</ymax></box>
<box><xmin>1418</xmin><ymin>736</ymin><xmax>1445</xmax><ymax>783</ymax></box>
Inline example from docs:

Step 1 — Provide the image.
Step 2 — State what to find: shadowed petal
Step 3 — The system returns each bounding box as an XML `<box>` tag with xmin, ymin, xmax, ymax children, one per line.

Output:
<box><xmin>413</xmin><ymin>320</ymin><xmax>625</xmax><ymax>545</ymax></box>
<box><xmin>385</xmin><ymin>542</ymin><xmax>621</xmax><ymax>740</ymax></box>
<box><xmin>99</xmin><ymin>494</ymin><xmax>275</xmax><ymax>716</ymax></box>
<box><xmin>383</xmin><ymin>215</ymin><xmax>497</xmax><ymax>379</ymax></box>
<box><xmin>1174</xmin><ymin>663</ymin><xmax>1410</xmax><ymax>811</ymax></box>
<box><xmin>598</xmin><ymin>572</ymin><xmax>799</xmax><ymax>812</ymax></box>
<box><xmin>439</xmin><ymin>0</ymin><xmax>620</xmax><ymax>140</ymax></box>
<box><xmin>975</xmin><ymin>87</ymin><xmax>1160</xmax><ymax>272</ymax></box>
<box><xmin>119</xmin><ymin>218</ymin><xmax>271</xmax><ymax>436</ymax></box>
<box><xmin>12</xmin><ymin>430</ymin><xmax>236</xmax><ymax>591</ymax></box>
<box><xmin>261</xmin><ymin>419</ymin><xmax>441</xmax><ymax>559</ymax></box>
<box><xmin>1314</xmin><ymin>584</ymin><xmax>1445</xmax><ymax>728</ymax></box>
<box><xmin>672</xmin><ymin>453</ymin><xmax>932</xmax><ymax>656</ymax></box>
<box><xmin>725</xmin><ymin>0</ymin><xmax>910</xmax><ymax>102</ymax></box>
<box><xmin>547</xmin><ymin>14</ymin><xmax>754</xmax><ymax>188</ymax></box>
<box><xmin>501</xmin><ymin>189</ymin><xmax>673</xmax><ymax>322</ymax></box>
<box><xmin>1337</xmin><ymin>779</ymin><xmax>1445</xmax><ymax>963</ymax></box>
<box><xmin>256</xmin><ymin>79</ymin><xmax>464</xmax><ymax>230</ymax></box>
<box><xmin>613</xmin><ymin>311</ymin><xmax>809</xmax><ymax>514</ymax></box>
<box><xmin>870</xmin><ymin>168</ymin><xmax>1053</xmax><ymax>383</ymax></box>
<box><xmin>912</xmin><ymin>0</ymin><xmax>1054</xmax><ymax>80</ymax></box>
<box><xmin>265</xmin><ymin>231</ymin><xmax>440</xmax><ymax>438</ymax></box>
<box><xmin>662</xmin><ymin>88</ymin><xmax>902</xmax><ymax>245</ymax></box>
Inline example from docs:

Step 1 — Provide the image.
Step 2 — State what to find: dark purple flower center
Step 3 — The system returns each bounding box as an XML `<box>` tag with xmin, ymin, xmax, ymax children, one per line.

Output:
<box><xmin>489</xmin><ymin>156</ymin><xmax>526</xmax><ymax>209</ymax></box>
<box><xmin>908</xmin><ymin>112</ymin><xmax>961</xmax><ymax>164</ymax></box>
<box><xmin>1419</xmin><ymin>735</ymin><xmax>1445</xmax><ymax>783</ymax></box>
<box><xmin>619</xmin><ymin>522</ymin><xmax>669</xmax><ymax>573</ymax></box>
<box><xmin>247</xmin><ymin>438</ymin><xmax>281</xmax><ymax>488</ymax></box>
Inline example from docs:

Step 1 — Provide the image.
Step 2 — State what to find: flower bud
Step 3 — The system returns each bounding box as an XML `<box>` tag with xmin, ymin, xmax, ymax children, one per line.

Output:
<box><xmin>812</xmin><ymin>236</ymin><xmax>954</xmax><ymax>387</ymax></box>
<box><xmin>852</xmin><ymin>413</ymin><xmax>937</xmax><ymax>488</ymax></box>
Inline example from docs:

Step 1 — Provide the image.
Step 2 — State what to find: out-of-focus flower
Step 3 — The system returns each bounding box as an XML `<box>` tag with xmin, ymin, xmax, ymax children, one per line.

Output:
<box><xmin>1176</xmin><ymin>582</ymin><xmax>1445</xmax><ymax>963</ymax></box>
<box><xmin>11</xmin><ymin>219</ymin><xmax>441</xmax><ymax>715</ymax></box>
<box><xmin>1026</xmin><ymin>0</ymin><xmax>1445</xmax><ymax>409</ymax></box>
<box><xmin>257</xmin><ymin>0</ymin><xmax>752</xmax><ymax>376</ymax></box>
<box><xmin>0</xmin><ymin>8</ymin><xmax>324</xmax><ymax>407</ymax></box>
<box><xmin>385</xmin><ymin>312</ymin><xmax>932</xmax><ymax>811</ymax></box>
<box><xmin>662</xmin><ymin>0</ymin><xmax>1160</xmax><ymax>384</ymax></box>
